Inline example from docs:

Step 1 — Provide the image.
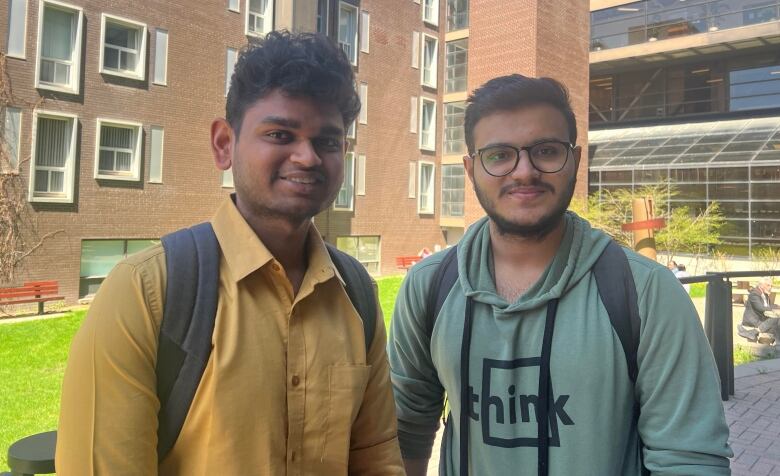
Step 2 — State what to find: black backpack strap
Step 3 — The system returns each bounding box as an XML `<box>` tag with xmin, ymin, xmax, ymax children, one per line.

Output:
<box><xmin>593</xmin><ymin>240</ymin><xmax>641</xmax><ymax>383</ymax></box>
<box><xmin>157</xmin><ymin>222</ymin><xmax>220</xmax><ymax>461</ymax></box>
<box><xmin>326</xmin><ymin>243</ymin><xmax>377</xmax><ymax>353</ymax></box>
<box><xmin>426</xmin><ymin>245</ymin><xmax>459</xmax><ymax>335</ymax></box>
<box><xmin>593</xmin><ymin>240</ymin><xmax>648</xmax><ymax>475</ymax></box>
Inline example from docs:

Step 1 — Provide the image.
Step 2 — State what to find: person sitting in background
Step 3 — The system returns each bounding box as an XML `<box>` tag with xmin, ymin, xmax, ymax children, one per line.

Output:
<box><xmin>739</xmin><ymin>277</ymin><xmax>779</xmax><ymax>345</ymax></box>
<box><xmin>676</xmin><ymin>264</ymin><xmax>690</xmax><ymax>294</ymax></box>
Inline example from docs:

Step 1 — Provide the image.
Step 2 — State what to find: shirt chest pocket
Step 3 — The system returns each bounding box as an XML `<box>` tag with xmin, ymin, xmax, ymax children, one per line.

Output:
<box><xmin>320</xmin><ymin>363</ymin><xmax>371</xmax><ymax>467</ymax></box>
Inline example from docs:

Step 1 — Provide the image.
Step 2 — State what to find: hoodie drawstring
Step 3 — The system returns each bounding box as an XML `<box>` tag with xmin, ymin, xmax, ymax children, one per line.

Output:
<box><xmin>459</xmin><ymin>298</ymin><xmax>560</xmax><ymax>476</ymax></box>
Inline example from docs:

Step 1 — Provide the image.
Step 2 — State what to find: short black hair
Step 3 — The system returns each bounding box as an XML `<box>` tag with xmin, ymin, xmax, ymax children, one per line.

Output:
<box><xmin>464</xmin><ymin>74</ymin><xmax>577</xmax><ymax>155</ymax></box>
<box><xmin>226</xmin><ymin>30</ymin><xmax>360</xmax><ymax>134</ymax></box>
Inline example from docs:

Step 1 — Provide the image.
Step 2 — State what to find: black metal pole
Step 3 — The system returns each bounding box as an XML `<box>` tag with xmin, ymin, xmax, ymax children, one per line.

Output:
<box><xmin>704</xmin><ymin>277</ymin><xmax>734</xmax><ymax>401</ymax></box>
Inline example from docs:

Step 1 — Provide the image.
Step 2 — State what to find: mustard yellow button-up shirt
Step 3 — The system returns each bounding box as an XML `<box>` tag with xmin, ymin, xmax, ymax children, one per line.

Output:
<box><xmin>56</xmin><ymin>198</ymin><xmax>404</xmax><ymax>475</ymax></box>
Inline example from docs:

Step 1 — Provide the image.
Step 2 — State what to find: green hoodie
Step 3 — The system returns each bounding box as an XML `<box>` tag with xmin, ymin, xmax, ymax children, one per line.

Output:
<box><xmin>388</xmin><ymin>213</ymin><xmax>731</xmax><ymax>475</ymax></box>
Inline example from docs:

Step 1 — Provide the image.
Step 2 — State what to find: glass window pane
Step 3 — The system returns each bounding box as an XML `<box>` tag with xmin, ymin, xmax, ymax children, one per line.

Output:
<box><xmin>752</xmin><ymin>221</ymin><xmax>780</xmax><ymax>240</ymax></box>
<box><xmin>445</xmin><ymin>39</ymin><xmax>467</xmax><ymax>93</ymax></box>
<box><xmin>753</xmin><ymin>202</ymin><xmax>780</xmax><ymax>220</ymax></box>
<box><xmin>7</xmin><ymin>0</ymin><xmax>27</xmax><ymax>57</ymax></box>
<box><xmin>601</xmin><ymin>170</ymin><xmax>633</xmax><ymax>183</ymax></box>
<box><xmin>358</xmin><ymin>236</ymin><xmax>380</xmax><ymax>262</ymax></box>
<box><xmin>670</xmin><ymin>168</ymin><xmax>707</xmax><ymax>182</ymax></box>
<box><xmin>127</xmin><ymin>240</ymin><xmax>158</xmax><ymax>256</ymax></box>
<box><xmin>753</xmin><ymin>183</ymin><xmax>780</xmax><ymax>200</ymax></box>
<box><xmin>154</xmin><ymin>29</ymin><xmax>168</xmax><ymax>84</ymax></box>
<box><xmin>636</xmin><ymin>168</ymin><xmax>668</xmax><ymax>183</ymax></box>
<box><xmin>715</xmin><ymin>201</ymin><xmax>750</xmax><ymax>218</ymax></box>
<box><xmin>708</xmin><ymin>167</ymin><xmax>748</xmax><ymax>181</ymax></box>
<box><xmin>446</xmin><ymin>0</ymin><xmax>468</xmax><ymax>31</ymax></box>
<box><xmin>675</xmin><ymin>184</ymin><xmax>707</xmax><ymax>199</ymax></box>
<box><xmin>104</xmin><ymin>47</ymin><xmax>119</xmax><ymax>69</ymax></box>
<box><xmin>721</xmin><ymin>220</ymin><xmax>749</xmax><ymax>239</ymax></box>
<box><xmin>444</xmin><ymin>101</ymin><xmax>465</xmax><ymax>155</ymax></box>
<box><xmin>42</xmin><ymin>7</ymin><xmax>74</xmax><ymax>62</ymax></box>
<box><xmin>710</xmin><ymin>182</ymin><xmax>749</xmax><ymax>200</ymax></box>
<box><xmin>336</xmin><ymin>236</ymin><xmax>359</xmax><ymax>257</ymax></box>
<box><xmin>751</xmin><ymin>165</ymin><xmax>780</xmax><ymax>181</ymax></box>
<box><xmin>80</xmin><ymin>240</ymin><xmax>125</xmax><ymax>277</ymax></box>
<box><xmin>36</xmin><ymin>116</ymin><xmax>71</xmax><ymax>168</ymax></box>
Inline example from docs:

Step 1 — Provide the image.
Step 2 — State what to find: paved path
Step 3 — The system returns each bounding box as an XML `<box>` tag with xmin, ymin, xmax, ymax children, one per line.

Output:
<box><xmin>727</xmin><ymin>358</ymin><xmax>780</xmax><ymax>475</ymax></box>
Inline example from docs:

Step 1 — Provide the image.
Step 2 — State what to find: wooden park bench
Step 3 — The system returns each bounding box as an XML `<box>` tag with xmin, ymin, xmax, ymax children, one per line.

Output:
<box><xmin>396</xmin><ymin>256</ymin><xmax>420</xmax><ymax>270</ymax></box>
<box><xmin>0</xmin><ymin>281</ymin><xmax>64</xmax><ymax>315</ymax></box>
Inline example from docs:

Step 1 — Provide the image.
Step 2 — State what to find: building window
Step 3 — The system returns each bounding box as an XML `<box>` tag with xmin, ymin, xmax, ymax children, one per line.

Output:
<box><xmin>445</xmin><ymin>38</ymin><xmax>467</xmax><ymax>93</ymax></box>
<box><xmin>359</xmin><ymin>83</ymin><xmax>368</xmax><ymax>124</ymax></box>
<box><xmin>419</xmin><ymin>97</ymin><xmax>436</xmax><ymax>151</ymax></box>
<box><xmin>228</xmin><ymin>0</ymin><xmax>240</xmax><ymax>12</ymax></box>
<box><xmin>335</xmin><ymin>152</ymin><xmax>355</xmax><ymax>210</ymax></box>
<box><xmin>246</xmin><ymin>0</ymin><xmax>273</xmax><ymax>37</ymax></box>
<box><xmin>421</xmin><ymin>34</ymin><xmax>438</xmax><ymax>88</ymax></box>
<box><xmin>36</xmin><ymin>1</ymin><xmax>83</xmax><ymax>94</ymax></box>
<box><xmin>6</xmin><ymin>0</ymin><xmax>28</xmax><ymax>58</ymax></box>
<box><xmin>422</xmin><ymin>0</ymin><xmax>439</xmax><ymax>25</ymax></box>
<box><xmin>356</xmin><ymin>154</ymin><xmax>366</xmax><ymax>196</ymax></box>
<box><xmin>153</xmin><ymin>29</ymin><xmax>168</xmax><ymax>85</ymax></box>
<box><xmin>79</xmin><ymin>239</ymin><xmax>158</xmax><ymax>297</ymax></box>
<box><xmin>444</xmin><ymin>101</ymin><xmax>466</xmax><ymax>155</ymax></box>
<box><xmin>410</xmin><ymin>96</ymin><xmax>418</xmax><ymax>133</ymax></box>
<box><xmin>100</xmin><ymin>14</ymin><xmax>147</xmax><ymax>80</ymax></box>
<box><xmin>30</xmin><ymin>111</ymin><xmax>77</xmax><ymax>203</ymax></box>
<box><xmin>226</xmin><ymin>48</ymin><xmax>238</xmax><ymax>96</ymax></box>
<box><xmin>338</xmin><ymin>2</ymin><xmax>358</xmax><ymax>65</ymax></box>
<box><xmin>317</xmin><ymin>0</ymin><xmax>328</xmax><ymax>33</ymax></box>
<box><xmin>2</xmin><ymin>107</ymin><xmax>22</xmax><ymax>172</ymax></box>
<box><xmin>347</xmin><ymin>119</ymin><xmax>356</xmax><ymax>139</ymax></box>
<box><xmin>95</xmin><ymin>119</ymin><xmax>143</xmax><ymax>181</ymax></box>
<box><xmin>441</xmin><ymin>164</ymin><xmax>464</xmax><ymax>217</ymax></box>
<box><xmin>418</xmin><ymin>161</ymin><xmax>435</xmax><ymax>214</ymax></box>
<box><xmin>730</xmin><ymin>62</ymin><xmax>780</xmax><ymax>112</ymax></box>
<box><xmin>408</xmin><ymin>161</ymin><xmax>416</xmax><ymax>198</ymax></box>
<box><xmin>149</xmin><ymin>125</ymin><xmax>163</xmax><ymax>183</ymax></box>
<box><xmin>336</xmin><ymin>235</ymin><xmax>380</xmax><ymax>274</ymax></box>
<box><xmin>446</xmin><ymin>0</ymin><xmax>468</xmax><ymax>31</ymax></box>
<box><xmin>360</xmin><ymin>11</ymin><xmax>370</xmax><ymax>54</ymax></box>
<box><xmin>411</xmin><ymin>31</ymin><xmax>420</xmax><ymax>69</ymax></box>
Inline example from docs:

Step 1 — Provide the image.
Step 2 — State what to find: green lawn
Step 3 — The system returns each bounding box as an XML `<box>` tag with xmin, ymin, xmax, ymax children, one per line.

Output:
<box><xmin>0</xmin><ymin>311</ymin><xmax>85</xmax><ymax>470</ymax></box>
<box><xmin>377</xmin><ymin>275</ymin><xmax>404</xmax><ymax>329</ymax></box>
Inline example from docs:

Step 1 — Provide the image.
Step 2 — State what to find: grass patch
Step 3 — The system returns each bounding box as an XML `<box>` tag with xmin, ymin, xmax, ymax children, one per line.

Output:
<box><xmin>733</xmin><ymin>344</ymin><xmax>775</xmax><ymax>366</ymax></box>
<box><xmin>376</xmin><ymin>275</ymin><xmax>404</xmax><ymax>329</ymax></box>
<box><xmin>0</xmin><ymin>311</ymin><xmax>85</xmax><ymax>470</ymax></box>
<box><xmin>689</xmin><ymin>282</ymin><xmax>706</xmax><ymax>298</ymax></box>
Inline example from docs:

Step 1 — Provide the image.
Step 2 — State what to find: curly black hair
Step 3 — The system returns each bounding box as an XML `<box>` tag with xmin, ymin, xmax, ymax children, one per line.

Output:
<box><xmin>226</xmin><ymin>30</ymin><xmax>361</xmax><ymax>135</ymax></box>
<box><xmin>464</xmin><ymin>74</ymin><xmax>577</xmax><ymax>155</ymax></box>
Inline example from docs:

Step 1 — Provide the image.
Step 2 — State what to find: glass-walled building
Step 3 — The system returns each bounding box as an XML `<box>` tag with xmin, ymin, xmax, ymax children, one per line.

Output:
<box><xmin>589</xmin><ymin>0</ymin><xmax>780</xmax><ymax>256</ymax></box>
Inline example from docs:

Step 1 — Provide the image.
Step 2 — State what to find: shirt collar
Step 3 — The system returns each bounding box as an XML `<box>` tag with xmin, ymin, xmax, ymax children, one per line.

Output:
<box><xmin>210</xmin><ymin>195</ymin><xmax>344</xmax><ymax>285</ymax></box>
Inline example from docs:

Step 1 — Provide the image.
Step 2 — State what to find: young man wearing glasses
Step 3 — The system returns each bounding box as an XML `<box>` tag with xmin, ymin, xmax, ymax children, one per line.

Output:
<box><xmin>388</xmin><ymin>74</ymin><xmax>731</xmax><ymax>476</ymax></box>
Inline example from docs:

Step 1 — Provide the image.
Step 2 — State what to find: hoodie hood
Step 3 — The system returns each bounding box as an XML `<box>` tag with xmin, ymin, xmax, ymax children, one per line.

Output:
<box><xmin>457</xmin><ymin>211</ymin><xmax>612</xmax><ymax>313</ymax></box>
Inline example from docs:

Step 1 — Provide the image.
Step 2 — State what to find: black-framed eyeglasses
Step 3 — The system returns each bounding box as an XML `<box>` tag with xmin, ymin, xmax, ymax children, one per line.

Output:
<box><xmin>474</xmin><ymin>140</ymin><xmax>574</xmax><ymax>176</ymax></box>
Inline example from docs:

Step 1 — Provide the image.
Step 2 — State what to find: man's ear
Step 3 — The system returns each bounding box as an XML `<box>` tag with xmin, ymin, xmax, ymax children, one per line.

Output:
<box><xmin>211</xmin><ymin>118</ymin><xmax>235</xmax><ymax>171</ymax></box>
<box><xmin>463</xmin><ymin>154</ymin><xmax>476</xmax><ymax>186</ymax></box>
<box><xmin>572</xmin><ymin>145</ymin><xmax>582</xmax><ymax>171</ymax></box>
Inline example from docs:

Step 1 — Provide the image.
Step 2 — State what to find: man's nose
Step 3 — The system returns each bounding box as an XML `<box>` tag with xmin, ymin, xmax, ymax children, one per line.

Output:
<box><xmin>509</xmin><ymin>149</ymin><xmax>538</xmax><ymax>180</ymax></box>
<box><xmin>290</xmin><ymin>140</ymin><xmax>322</xmax><ymax>167</ymax></box>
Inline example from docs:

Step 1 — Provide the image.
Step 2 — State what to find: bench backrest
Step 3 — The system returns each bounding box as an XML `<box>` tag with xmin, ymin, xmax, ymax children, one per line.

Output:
<box><xmin>396</xmin><ymin>256</ymin><xmax>419</xmax><ymax>268</ymax></box>
<box><xmin>0</xmin><ymin>281</ymin><xmax>59</xmax><ymax>300</ymax></box>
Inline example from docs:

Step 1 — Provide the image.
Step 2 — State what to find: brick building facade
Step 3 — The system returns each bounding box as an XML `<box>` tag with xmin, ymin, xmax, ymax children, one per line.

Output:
<box><xmin>1</xmin><ymin>0</ymin><xmax>590</xmax><ymax>303</ymax></box>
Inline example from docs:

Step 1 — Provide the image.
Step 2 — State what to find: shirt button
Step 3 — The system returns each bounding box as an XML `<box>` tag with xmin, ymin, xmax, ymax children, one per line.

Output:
<box><xmin>272</xmin><ymin>263</ymin><xmax>281</xmax><ymax>272</ymax></box>
<box><xmin>292</xmin><ymin>375</ymin><xmax>300</xmax><ymax>386</ymax></box>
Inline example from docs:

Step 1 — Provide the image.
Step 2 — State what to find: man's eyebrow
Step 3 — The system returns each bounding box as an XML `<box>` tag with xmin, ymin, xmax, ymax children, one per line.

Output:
<box><xmin>319</xmin><ymin>125</ymin><xmax>345</xmax><ymax>136</ymax></box>
<box><xmin>261</xmin><ymin>116</ymin><xmax>301</xmax><ymax>128</ymax></box>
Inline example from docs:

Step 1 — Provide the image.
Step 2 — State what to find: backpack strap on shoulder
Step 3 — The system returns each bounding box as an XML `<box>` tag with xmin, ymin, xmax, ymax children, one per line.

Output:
<box><xmin>593</xmin><ymin>240</ymin><xmax>641</xmax><ymax>383</ymax></box>
<box><xmin>157</xmin><ymin>222</ymin><xmax>220</xmax><ymax>461</ymax></box>
<box><xmin>427</xmin><ymin>245</ymin><xmax>459</xmax><ymax>336</ymax></box>
<box><xmin>326</xmin><ymin>243</ymin><xmax>377</xmax><ymax>353</ymax></box>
